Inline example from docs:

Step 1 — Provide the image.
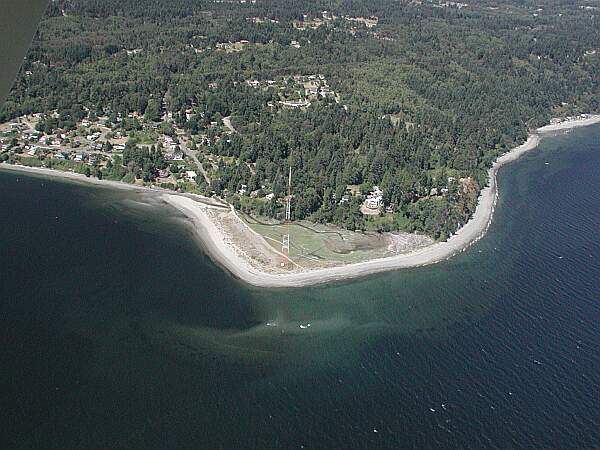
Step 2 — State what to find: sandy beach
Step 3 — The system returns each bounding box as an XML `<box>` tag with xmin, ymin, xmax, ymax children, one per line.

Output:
<box><xmin>2</xmin><ymin>114</ymin><xmax>600</xmax><ymax>287</ymax></box>
<box><xmin>163</xmin><ymin>114</ymin><xmax>600</xmax><ymax>287</ymax></box>
<box><xmin>0</xmin><ymin>164</ymin><xmax>227</xmax><ymax>207</ymax></box>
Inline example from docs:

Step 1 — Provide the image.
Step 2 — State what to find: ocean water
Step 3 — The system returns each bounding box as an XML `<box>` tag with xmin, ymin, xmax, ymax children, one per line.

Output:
<box><xmin>1</xmin><ymin>125</ymin><xmax>600</xmax><ymax>449</ymax></box>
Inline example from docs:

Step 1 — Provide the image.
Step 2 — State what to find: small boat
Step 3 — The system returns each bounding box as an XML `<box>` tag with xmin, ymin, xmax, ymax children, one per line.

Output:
<box><xmin>299</xmin><ymin>323</ymin><xmax>311</xmax><ymax>329</ymax></box>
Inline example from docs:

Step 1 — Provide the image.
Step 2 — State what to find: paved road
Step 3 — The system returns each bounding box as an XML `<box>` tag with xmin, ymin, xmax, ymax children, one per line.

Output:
<box><xmin>179</xmin><ymin>137</ymin><xmax>211</xmax><ymax>184</ymax></box>
<box><xmin>222</xmin><ymin>116</ymin><xmax>237</xmax><ymax>134</ymax></box>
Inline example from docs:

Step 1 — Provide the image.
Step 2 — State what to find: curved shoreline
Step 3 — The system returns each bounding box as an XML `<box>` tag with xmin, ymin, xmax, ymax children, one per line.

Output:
<box><xmin>2</xmin><ymin>115</ymin><xmax>600</xmax><ymax>287</ymax></box>
<box><xmin>164</xmin><ymin>115</ymin><xmax>600</xmax><ymax>287</ymax></box>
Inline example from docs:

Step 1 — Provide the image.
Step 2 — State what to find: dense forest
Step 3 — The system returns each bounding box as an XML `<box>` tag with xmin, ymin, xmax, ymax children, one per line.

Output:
<box><xmin>2</xmin><ymin>0</ymin><xmax>599</xmax><ymax>239</ymax></box>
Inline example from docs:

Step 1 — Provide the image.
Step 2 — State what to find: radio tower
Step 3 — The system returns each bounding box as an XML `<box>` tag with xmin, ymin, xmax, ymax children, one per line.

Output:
<box><xmin>282</xmin><ymin>166</ymin><xmax>292</xmax><ymax>255</ymax></box>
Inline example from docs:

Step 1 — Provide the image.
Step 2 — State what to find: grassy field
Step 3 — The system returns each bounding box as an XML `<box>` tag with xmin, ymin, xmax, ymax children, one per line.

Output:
<box><xmin>241</xmin><ymin>214</ymin><xmax>395</xmax><ymax>268</ymax></box>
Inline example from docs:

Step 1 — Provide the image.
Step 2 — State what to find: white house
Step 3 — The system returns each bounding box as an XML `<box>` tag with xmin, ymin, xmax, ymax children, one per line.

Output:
<box><xmin>362</xmin><ymin>185</ymin><xmax>384</xmax><ymax>213</ymax></box>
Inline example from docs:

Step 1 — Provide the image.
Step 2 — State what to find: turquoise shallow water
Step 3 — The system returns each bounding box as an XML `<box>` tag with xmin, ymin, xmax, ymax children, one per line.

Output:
<box><xmin>1</xmin><ymin>125</ymin><xmax>600</xmax><ymax>448</ymax></box>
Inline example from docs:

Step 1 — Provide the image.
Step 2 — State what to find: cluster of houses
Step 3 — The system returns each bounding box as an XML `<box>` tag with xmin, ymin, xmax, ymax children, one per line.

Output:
<box><xmin>245</xmin><ymin>74</ymin><xmax>339</xmax><ymax>111</ymax></box>
<box><xmin>0</xmin><ymin>112</ymin><xmax>124</xmax><ymax>154</ymax></box>
<box><xmin>0</xmin><ymin>111</ymin><xmax>188</xmax><ymax>173</ymax></box>
<box><xmin>246</xmin><ymin>17</ymin><xmax>279</xmax><ymax>24</ymax></box>
<box><xmin>162</xmin><ymin>135</ymin><xmax>185</xmax><ymax>161</ymax></box>
<box><xmin>292</xmin><ymin>16</ymin><xmax>327</xmax><ymax>30</ymax></box>
<box><xmin>301</xmin><ymin>75</ymin><xmax>336</xmax><ymax>100</ymax></box>
<box><xmin>1</xmin><ymin>128</ymin><xmax>108</xmax><ymax>166</ymax></box>
<box><xmin>343</xmin><ymin>15</ymin><xmax>378</xmax><ymax>28</ymax></box>
<box><xmin>18</xmin><ymin>143</ymin><xmax>104</xmax><ymax>166</ymax></box>
<box><xmin>245</xmin><ymin>79</ymin><xmax>275</xmax><ymax>88</ymax></box>
<box><xmin>215</xmin><ymin>40</ymin><xmax>250</xmax><ymax>52</ymax></box>
<box><xmin>434</xmin><ymin>1</ymin><xmax>469</xmax><ymax>9</ymax></box>
<box><xmin>1</xmin><ymin>103</ymin><xmax>237</xmax><ymax>191</ymax></box>
<box><xmin>429</xmin><ymin>176</ymin><xmax>474</xmax><ymax>196</ymax></box>
<box><xmin>549</xmin><ymin>113</ymin><xmax>593</xmax><ymax>125</ymax></box>
<box><xmin>289</xmin><ymin>11</ymin><xmax>379</xmax><ymax>32</ymax></box>
<box><xmin>190</xmin><ymin>40</ymin><xmax>253</xmax><ymax>54</ymax></box>
<box><xmin>371</xmin><ymin>31</ymin><xmax>396</xmax><ymax>42</ymax></box>
<box><xmin>337</xmin><ymin>176</ymin><xmax>474</xmax><ymax>217</ymax></box>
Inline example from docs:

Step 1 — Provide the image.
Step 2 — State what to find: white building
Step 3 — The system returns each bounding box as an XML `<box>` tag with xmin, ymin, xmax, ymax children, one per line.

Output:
<box><xmin>362</xmin><ymin>185</ymin><xmax>384</xmax><ymax>213</ymax></box>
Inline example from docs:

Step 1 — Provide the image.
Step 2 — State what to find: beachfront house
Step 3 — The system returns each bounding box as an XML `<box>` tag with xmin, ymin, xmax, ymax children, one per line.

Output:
<box><xmin>365</xmin><ymin>196</ymin><xmax>383</xmax><ymax>210</ymax></box>
<box><xmin>362</xmin><ymin>186</ymin><xmax>384</xmax><ymax>214</ymax></box>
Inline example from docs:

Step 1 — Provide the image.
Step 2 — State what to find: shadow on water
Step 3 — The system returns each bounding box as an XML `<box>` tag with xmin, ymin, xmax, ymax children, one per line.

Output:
<box><xmin>70</xmin><ymin>125</ymin><xmax>598</xmax><ymax>383</ymax></box>
<box><xmin>1</xmin><ymin>168</ymin><xmax>513</xmax><ymax>373</ymax></box>
<box><xmin>91</xmin><ymin>183</ymin><xmax>521</xmax><ymax>373</ymax></box>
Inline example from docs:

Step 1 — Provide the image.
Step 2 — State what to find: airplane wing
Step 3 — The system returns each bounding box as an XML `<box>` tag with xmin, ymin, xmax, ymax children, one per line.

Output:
<box><xmin>0</xmin><ymin>0</ymin><xmax>49</xmax><ymax>107</ymax></box>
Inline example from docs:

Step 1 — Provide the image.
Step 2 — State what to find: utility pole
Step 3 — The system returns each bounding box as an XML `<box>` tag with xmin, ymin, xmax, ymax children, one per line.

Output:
<box><xmin>282</xmin><ymin>166</ymin><xmax>292</xmax><ymax>255</ymax></box>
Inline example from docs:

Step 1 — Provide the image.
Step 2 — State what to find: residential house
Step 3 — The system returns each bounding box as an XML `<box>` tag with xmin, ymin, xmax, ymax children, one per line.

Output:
<box><xmin>363</xmin><ymin>185</ymin><xmax>383</xmax><ymax>212</ymax></box>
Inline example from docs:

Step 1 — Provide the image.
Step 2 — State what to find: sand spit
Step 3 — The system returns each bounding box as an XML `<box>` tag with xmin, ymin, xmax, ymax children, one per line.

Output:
<box><xmin>162</xmin><ymin>114</ymin><xmax>600</xmax><ymax>287</ymax></box>
<box><xmin>2</xmin><ymin>114</ymin><xmax>600</xmax><ymax>287</ymax></box>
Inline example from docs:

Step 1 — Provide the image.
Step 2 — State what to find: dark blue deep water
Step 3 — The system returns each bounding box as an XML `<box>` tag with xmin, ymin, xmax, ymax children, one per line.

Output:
<box><xmin>1</xmin><ymin>125</ymin><xmax>600</xmax><ymax>449</ymax></box>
